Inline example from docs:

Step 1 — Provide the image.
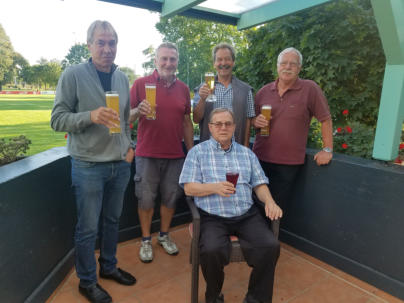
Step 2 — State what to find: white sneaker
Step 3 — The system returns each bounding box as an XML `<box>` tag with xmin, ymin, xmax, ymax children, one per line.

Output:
<box><xmin>139</xmin><ymin>240</ymin><xmax>153</xmax><ymax>263</ymax></box>
<box><xmin>157</xmin><ymin>234</ymin><xmax>179</xmax><ymax>255</ymax></box>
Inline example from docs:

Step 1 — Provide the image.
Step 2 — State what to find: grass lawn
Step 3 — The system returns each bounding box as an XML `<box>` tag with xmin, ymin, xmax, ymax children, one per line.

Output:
<box><xmin>0</xmin><ymin>94</ymin><xmax>67</xmax><ymax>157</ymax></box>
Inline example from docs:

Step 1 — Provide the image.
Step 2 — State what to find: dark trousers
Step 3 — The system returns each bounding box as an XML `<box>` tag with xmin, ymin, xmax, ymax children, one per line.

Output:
<box><xmin>199</xmin><ymin>205</ymin><xmax>280</xmax><ymax>303</ymax></box>
<box><xmin>259</xmin><ymin>161</ymin><xmax>302</xmax><ymax>210</ymax></box>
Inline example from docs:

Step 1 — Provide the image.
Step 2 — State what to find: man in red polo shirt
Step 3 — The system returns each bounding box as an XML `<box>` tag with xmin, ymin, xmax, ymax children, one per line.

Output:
<box><xmin>252</xmin><ymin>47</ymin><xmax>333</xmax><ymax>211</ymax></box>
<box><xmin>130</xmin><ymin>42</ymin><xmax>194</xmax><ymax>263</ymax></box>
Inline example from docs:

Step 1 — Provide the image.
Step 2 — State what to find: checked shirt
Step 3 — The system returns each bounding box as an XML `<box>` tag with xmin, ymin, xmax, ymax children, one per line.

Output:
<box><xmin>179</xmin><ymin>138</ymin><xmax>268</xmax><ymax>217</ymax></box>
<box><xmin>193</xmin><ymin>82</ymin><xmax>255</xmax><ymax>119</ymax></box>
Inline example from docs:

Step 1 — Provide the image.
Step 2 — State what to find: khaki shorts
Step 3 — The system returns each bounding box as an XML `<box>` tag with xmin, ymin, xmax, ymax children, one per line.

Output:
<box><xmin>134</xmin><ymin>156</ymin><xmax>185</xmax><ymax>210</ymax></box>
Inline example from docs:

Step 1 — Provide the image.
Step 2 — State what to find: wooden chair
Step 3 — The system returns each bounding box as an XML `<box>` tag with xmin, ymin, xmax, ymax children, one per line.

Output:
<box><xmin>186</xmin><ymin>196</ymin><xmax>280</xmax><ymax>303</ymax></box>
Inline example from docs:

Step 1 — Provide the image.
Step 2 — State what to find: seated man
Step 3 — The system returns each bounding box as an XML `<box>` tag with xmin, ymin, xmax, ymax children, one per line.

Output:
<box><xmin>179</xmin><ymin>108</ymin><xmax>282</xmax><ymax>303</ymax></box>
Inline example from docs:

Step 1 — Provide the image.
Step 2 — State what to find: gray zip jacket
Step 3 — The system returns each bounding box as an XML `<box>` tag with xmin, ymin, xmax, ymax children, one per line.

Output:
<box><xmin>51</xmin><ymin>59</ymin><xmax>131</xmax><ymax>162</ymax></box>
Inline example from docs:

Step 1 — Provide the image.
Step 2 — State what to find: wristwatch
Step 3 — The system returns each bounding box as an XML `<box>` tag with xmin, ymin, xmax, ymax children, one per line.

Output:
<box><xmin>322</xmin><ymin>147</ymin><xmax>333</xmax><ymax>153</ymax></box>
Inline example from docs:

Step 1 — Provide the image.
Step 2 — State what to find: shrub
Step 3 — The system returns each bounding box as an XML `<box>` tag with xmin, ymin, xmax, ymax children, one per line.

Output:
<box><xmin>0</xmin><ymin>135</ymin><xmax>32</xmax><ymax>165</ymax></box>
<box><xmin>333</xmin><ymin>121</ymin><xmax>375</xmax><ymax>158</ymax></box>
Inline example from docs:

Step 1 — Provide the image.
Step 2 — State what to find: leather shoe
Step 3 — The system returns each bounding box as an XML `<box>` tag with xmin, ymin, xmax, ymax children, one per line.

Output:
<box><xmin>216</xmin><ymin>293</ymin><xmax>224</xmax><ymax>303</ymax></box>
<box><xmin>78</xmin><ymin>283</ymin><xmax>112</xmax><ymax>303</ymax></box>
<box><xmin>243</xmin><ymin>294</ymin><xmax>263</xmax><ymax>303</ymax></box>
<box><xmin>100</xmin><ymin>267</ymin><xmax>136</xmax><ymax>285</ymax></box>
<box><xmin>207</xmin><ymin>293</ymin><xmax>224</xmax><ymax>303</ymax></box>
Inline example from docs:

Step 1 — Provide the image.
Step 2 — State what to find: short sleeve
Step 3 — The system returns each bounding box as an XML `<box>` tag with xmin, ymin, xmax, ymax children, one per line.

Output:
<box><xmin>309</xmin><ymin>81</ymin><xmax>331</xmax><ymax>122</ymax></box>
<box><xmin>179</xmin><ymin>146</ymin><xmax>203</xmax><ymax>187</ymax></box>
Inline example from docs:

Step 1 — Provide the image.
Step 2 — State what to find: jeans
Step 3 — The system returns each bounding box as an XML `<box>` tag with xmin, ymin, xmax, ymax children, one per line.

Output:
<box><xmin>71</xmin><ymin>158</ymin><xmax>131</xmax><ymax>287</ymax></box>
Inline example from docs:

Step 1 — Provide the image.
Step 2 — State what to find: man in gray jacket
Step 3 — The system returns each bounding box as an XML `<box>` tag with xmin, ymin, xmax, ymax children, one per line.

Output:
<box><xmin>51</xmin><ymin>20</ymin><xmax>136</xmax><ymax>303</ymax></box>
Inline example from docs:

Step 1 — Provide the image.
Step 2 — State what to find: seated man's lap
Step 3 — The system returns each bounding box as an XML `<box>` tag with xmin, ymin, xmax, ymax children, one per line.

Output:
<box><xmin>199</xmin><ymin>206</ymin><xmax>278</xmax><ymax>259</ymax></box>
<box><xmin>199</xmin><ymin>211</ymin><xmax>232</xmax><ymax>258</ymax></box>
<box><xmin>237</xmin><ymin>206</ymin><xmax>278</xmax><ymax>249</ymax></box>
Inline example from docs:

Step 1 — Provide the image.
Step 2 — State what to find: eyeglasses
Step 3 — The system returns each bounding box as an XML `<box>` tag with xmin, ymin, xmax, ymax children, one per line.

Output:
<box><xmin>279</xmin><ymin>61</ymin><xmax>299</xmax><ymax>67</ymax></box>
<box><xmin>209</xmin><ymin>121</ymin><xmax>234</xmax><ymax>128</ymax></box>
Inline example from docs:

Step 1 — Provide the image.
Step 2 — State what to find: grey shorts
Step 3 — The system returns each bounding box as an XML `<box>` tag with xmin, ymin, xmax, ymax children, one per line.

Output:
<box><xmin>134</xmin><ymin>156</ymin><xmax>185</xmax><ymax>210</ymax></box>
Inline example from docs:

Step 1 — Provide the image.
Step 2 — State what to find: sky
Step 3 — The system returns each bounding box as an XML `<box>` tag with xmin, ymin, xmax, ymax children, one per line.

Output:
<box><xmin>0</xmin><ymin>0</ymin><xmax>163</xmax><ymax>75</ymax></box>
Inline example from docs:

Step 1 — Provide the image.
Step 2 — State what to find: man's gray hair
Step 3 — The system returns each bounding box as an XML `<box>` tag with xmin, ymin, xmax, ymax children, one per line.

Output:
<box><xmin>212</xmin><ymin>43</ymin><xmax>236</xmax><ymax>62</ymax></box>
<box><xmin>155</xmin><ymin>42</ymin><xmax>179</xmax><ymax>58</ymax></box>
<box><xmin>209</xmin><ymin>108</ymin><xmax>235</xmax><ymax>123</ymax></box>
<box><xmin>277</xmin><ymin>47</ymin><xmax>303</xmax><ymax>66</ymax></box>
<box><xmin>87</xmin><ymin>20</ymin><xmax>118</xmax><ymax>44</ymax></box>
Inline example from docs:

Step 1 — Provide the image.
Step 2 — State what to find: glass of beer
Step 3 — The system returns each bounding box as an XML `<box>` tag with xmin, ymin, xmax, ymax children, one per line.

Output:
<box><xmin>145</xmin><ymin>83</ymin><xmax>156</xmax><ymax>120</ymax></box>
<box><xmin>261</xmin><ymin>105</ymin><xmax>272</xmax><ymax>136</ymax></box>
<box><xmin>105</xmin><ymin>91</ymin><xmax>120</xmax><ymax>134</ymax></box>
<box><xmin>205</xmin><ymin>72</ymin><xmax>217</xmax><ymax>102</ymax></box>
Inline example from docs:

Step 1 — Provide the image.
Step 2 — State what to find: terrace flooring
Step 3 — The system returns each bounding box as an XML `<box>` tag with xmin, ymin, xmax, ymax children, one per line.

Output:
<box><xmin>47</xmin><ymin>225</ymin><xmax>404</xmax><ymax>303</ymax></box>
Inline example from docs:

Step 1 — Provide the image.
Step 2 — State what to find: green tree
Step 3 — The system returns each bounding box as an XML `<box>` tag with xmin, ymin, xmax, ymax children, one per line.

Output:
<box><xmin>42</xmin><ymin>60</ymin><xmax>62</xmax><ymax>89</ymax></box>
<box><xmin>26</xmin><ymin>58</ymin><xmax>62</xmax><ymax>89</ymax></box>
<box><xmin>12</xmin><ymin>52</ymin><xmax>29</xmax><ymax>86</ymax></box>
<box><xmin>237</xmin><ymin>0</ymin><xmax>384</xmax><ymax>158</ymax></box>
<box><xmin>0</xmin><ymin>24</ymin><xmax>15</xmax><ymax>90</ymax></box>
<box><xmin>20</xmin><ymin>65</ymin><xmax>35</xmax><ymax>88</ymax></box>
<box><xmin>62</xmin><ymin>43</ymin><xmax>90</xmax><ymax>69</ymax></box>
<box><xmin>155</xmin><ymin>16</ymin><xmax>248</xmax><ymax>89</ymax></box>
<box><xmin>142</xmin><ymin>45</ymin><xmax>155</xmax><ymax>75</ymax></box>
<box><xmin>119</xmin><ymin>66</ymin><xmax>137</xmax><ymax>85</ymax></box>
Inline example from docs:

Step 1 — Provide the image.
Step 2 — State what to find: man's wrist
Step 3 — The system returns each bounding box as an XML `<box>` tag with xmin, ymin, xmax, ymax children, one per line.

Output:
<box><xmin>130</xmin><ymin>107</ymin><xmax>138</xmax><ymax>116</ymax></box>
<box><xmin>322</xmin><ymin>147</ymin><xmax>333</xmax><ymax>153</ymax></box>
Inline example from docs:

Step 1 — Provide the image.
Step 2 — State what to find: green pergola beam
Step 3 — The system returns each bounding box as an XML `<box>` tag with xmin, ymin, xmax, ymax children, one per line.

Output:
<box><xmin>371</xmin><ymin>0</ymin><xmax>404</xmax><ymax>160</ymax></box>
<box><xmin>237</xmin><ymin>0</ymin><xmax>333</xmax><ymax>30</ymax></box>
<box><xmin>161</xmin><ymin>0</ymin><xmax>205</xmax><ymax>18</ymax></box>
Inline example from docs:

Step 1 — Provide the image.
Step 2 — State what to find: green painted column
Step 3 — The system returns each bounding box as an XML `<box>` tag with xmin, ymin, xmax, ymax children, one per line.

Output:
<box><xmin>373</xmin><ymin>65</ymin><xmax>404</xmax><ymax>160</ymax></box>
<box><xmin>371</xmin><ymin>0</ymin><xmax>404</xmax><ymax>160</ymax></box>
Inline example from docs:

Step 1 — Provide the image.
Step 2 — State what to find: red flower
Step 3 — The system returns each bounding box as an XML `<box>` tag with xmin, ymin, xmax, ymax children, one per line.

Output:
<box><xmin>400</xmin><ymin>143</ymin><xmax>404</xmax><ymax>150</ymax></box>
<box><xmin>64</xmin><ymin>133</ymin><xmax>68</xmax><ymax>139</ymax></box>
<box><xmin>342</xmin><ymin>109</ymin><xmax>349</xmax><ymax>116</ymax></box>
<box><xmin>337</xmin><ymin>127</ymin><xmax>342</xmax><ymax>133</ymax></box>
<box><xmin>129</xmin><ymin>123</ymin><xmax>133</xmax><ymax>129</ymax></box>
<box><xmin>345</xmin><ymin>126</ymin><xmax>352</xmax><ymax>133</ymax></box>
<box><xmin>342</xmin><ymin>143</ymin><xmax>348</xmax><ymax>149</ymax></box>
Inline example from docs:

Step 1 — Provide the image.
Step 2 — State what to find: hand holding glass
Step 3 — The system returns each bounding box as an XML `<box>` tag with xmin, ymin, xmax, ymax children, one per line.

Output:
<box><xmin>260</xmin><ymin>105</ymin><xmax>272</xmax><ymax>136</ymax></box>
<box><xmin>145</xmin><ymin>83</ymin><xmax>156</xmax><ymax>120</ymax></box>
<box><xmin>105</xmin><ymin>91</ymin><xmax>120</xmax><ymax>134</ymax></box>
<box><xmin>204</xmin><ymin>72</ymin><xmax>217</xmax><ymax>102</ymax></box>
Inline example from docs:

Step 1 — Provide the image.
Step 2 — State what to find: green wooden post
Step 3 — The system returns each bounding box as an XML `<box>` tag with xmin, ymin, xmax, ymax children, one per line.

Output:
<box><xmin>371</xmin><ymin>0</ymin><xmax>404</xmax><ymax>160</ymax></box>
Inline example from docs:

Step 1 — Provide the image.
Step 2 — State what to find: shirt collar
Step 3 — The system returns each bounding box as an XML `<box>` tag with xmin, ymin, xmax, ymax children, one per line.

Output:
<box><xmin>270</xmin><ymin>77</ymin><xmax>302</xmax><ymax>91</ymax></box>
<box><xmin>88</xmin><ymin>57</ymin><xmax>117</xmax><ymax>73</ymax></box>
<box><xmin>153</xmin><ymin>69</ymin><xmax>177</xmax><ymax>87</ymax></box>
<box><xmin>208</xmin><ymin>137</ymin><xmax>235</xmax><ymax>153</ymax></box>
<box><xmin>215</xmin><ymin>74</ymin><xmax>237</xmax><ymax>85</ymax></box>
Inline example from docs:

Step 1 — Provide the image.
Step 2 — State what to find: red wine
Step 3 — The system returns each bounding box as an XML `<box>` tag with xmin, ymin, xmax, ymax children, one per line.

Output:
<box><xmin>226</xmin><ymin>172</ymin><xmax>239</xmax><ymax>187</ymax></box>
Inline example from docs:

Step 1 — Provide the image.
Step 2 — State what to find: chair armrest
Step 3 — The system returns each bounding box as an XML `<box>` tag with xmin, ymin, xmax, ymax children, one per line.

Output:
<box><xmin>253</xmin><ymin>194</ymin><xmax>281</xmax><ymax>239</ymax></box>
<box><xmin>186</xmin><ymin>196</ymin><xmax>200</xmax><ymax>240</ymax></box>
<box><xmin>186</xmin><ymin>196</ymin><xmax>200</xmax><ymax>221</ymax></box>
<box><xmin>271</xmin><ymin>219</ymin><xmax>280</xmax><ymax>239</ymax></box>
